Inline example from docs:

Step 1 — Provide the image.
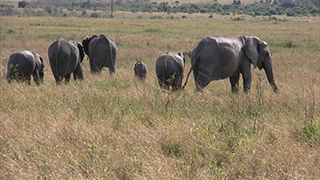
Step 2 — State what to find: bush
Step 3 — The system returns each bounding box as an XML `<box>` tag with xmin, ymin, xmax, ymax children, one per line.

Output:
<box><xmin>18</xmin><ymin>1</ymin><xmax>27</xmax><ymax>8</ymax></box>
<box><xmin>91</xmin><ymin>12</ymin><xmax>99</xmax><ymax>18</ymax></box>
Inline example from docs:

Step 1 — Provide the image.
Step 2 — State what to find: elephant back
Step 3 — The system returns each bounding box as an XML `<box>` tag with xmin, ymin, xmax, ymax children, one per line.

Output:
<box><xmin>134</xmin><ymin>61</ymin><xmax>147</xmax><ymax>80</ymax></box>
<box><xmin>7</xmin><ymin>50</ymin><xmax>37</xmax><ymax>81</ymax></box>
<box><xmin>48</xmin><ymin>38</ymin><xmax>80</xmax><ymax>79</ymax></box>
<box><xmin>89</xmin><ymin>34</ymin><xmax>117</xmax><ymax>68</ymax></box>
<box><xmin>156</xmin><ymin>53</ymin><xmax>184</xmax><ymax>81</ymax></box>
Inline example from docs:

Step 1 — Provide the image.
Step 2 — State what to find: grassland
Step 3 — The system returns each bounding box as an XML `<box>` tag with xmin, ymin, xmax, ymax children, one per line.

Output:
<box><xmin>0</xmin><ymin>15</ymin><xmax>320</xmax><ymax>179</ymax></box>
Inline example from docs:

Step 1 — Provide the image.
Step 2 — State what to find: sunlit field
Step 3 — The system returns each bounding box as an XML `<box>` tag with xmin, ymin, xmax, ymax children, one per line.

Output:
<box><xmin>0</xmin><ymin>15</ymin><xmax>319</xmax><ymax>179</ymax></box>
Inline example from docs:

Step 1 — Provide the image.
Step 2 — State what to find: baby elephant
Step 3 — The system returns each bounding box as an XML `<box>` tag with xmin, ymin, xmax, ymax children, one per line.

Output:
<box><xmin>6</xmin><ymin>50</ymin><xmax>44</xmax><ymax>85</ymax></box>
<box><xmin>48</xmin><ymin>38</ymin><xmax>84</xmax><ymax>85</ymax></box>
<box><xmin>134</xmin><ymin>61</ymin><xmax>147</xmax><ymax>81</ymax></box>
<box><xmin>156</xmin><ymin>51</ymin><xmax>185</xmax><ymax>91</ymax></box>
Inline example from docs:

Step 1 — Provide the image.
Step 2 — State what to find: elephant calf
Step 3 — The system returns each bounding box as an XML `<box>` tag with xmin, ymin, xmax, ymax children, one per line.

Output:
<box><xmin>82</xmin><ymin>34</ymin><xmax>117</xmax><ymax>74</ymax></box>
<box><xmin>156</xmin><ymin>51</ymin><xmax>185</xmax><ymax>91</ymax></box>
<box><xmin>6</xmin><ymin>50</ymin><xmax>44</xmax><ymax>85</ymax></box>
<box><xmin>48</xmin><ymin>38</ymin><xmax>84</xmax><ymax>85</ymax></box>
<box><xmin>134</xmin><ymin>61</ymin><xmax>147</xmax><ymax>81</ymax></box>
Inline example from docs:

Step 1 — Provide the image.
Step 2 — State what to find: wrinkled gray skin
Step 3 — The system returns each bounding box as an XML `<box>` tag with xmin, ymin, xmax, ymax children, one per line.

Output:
<box><xmin>48</xmin><ymin>38</ymin><xmax>84</xmax><ymax>85</ymax></box>
<box><xmin>156</xmin><ymin>52</ymin><xmax>185</xmax><ymax>91</ymax></box>
<box><xmin>6</xmin><ymin>50</ymin><xmax>44</xmax><ymax>85</ymax></box>
<box><xmin>82</xmin><ymin>34</ymin><xmax>117</xmax><ymax>74</ymax></box>
<box><xmin>134</xmin><ymin>61</ymin><xmax>147</xmax><ymax>81</ymax></box>
<box><xmin>186</xmin><ymin>35</ymin><xmax>278</xmax><ymax>93</ymax></box>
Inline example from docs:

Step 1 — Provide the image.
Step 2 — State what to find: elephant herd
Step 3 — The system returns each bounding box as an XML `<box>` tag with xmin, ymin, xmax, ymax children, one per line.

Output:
<box><xmin>6</xmin><ymin>34</ymin><xmax>278</xmax><ymax>93</ymax></box>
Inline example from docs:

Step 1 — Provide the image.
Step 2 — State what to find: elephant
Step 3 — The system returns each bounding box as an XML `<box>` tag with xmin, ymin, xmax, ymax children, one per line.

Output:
<box><xmin>184</xmin><ymin>35</ymin><xmax>278</xmax><ymax>93</ymax></box>
<box><xmin>82</xmin><ymin>34</ymin><xmax>117</xmax><ymax>74</ymax></box>
<box><xmin>134</xmin><ymin>61</ymin><xmax>147</xmax><ymax>81</ymax></box>
<box><xmin>48</xmin><ymin>38</ymin><xmax>84</xmax><ymax>85</ymax></box>
<box><xmin>6</xmin><ymin>50</ymin><xmax>44</xmax><ymax>85</ymax></box>
<box><xmin>156</xmin><ymin>51</ymin><xmax>185</xmax><ymax>91</ymax></box>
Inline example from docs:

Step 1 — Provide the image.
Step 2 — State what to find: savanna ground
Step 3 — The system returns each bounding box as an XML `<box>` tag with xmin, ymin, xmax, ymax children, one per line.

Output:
<box><xmin>0</xmin><ymin>13</ymin><xmax>320</xmax><ymax>179</ymax></box>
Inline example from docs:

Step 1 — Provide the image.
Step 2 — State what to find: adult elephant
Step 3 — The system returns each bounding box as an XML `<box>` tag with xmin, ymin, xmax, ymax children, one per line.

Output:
<box><xmin>6</xmin><ymin>50</ymin><xmax>44</xmax><ymax>85</ymax></box>
<box><xmin>156</xmin><ymin>51</ymin><xmax>185</xmax><ymax>91</ymax></box>
<box><xmin>184</xmin><ymin>35</ymin><xmax>278</xmax><ymax>93</ymax></box>
<box><xmin>134</xmin><ymin>61</ymin><xmax>147</xmax><ymax>81</ymax></box>
<box><xmin>82</xmin><ymin>34</ymin><xmax>117</xmax><ymax>74</ymax></box>
<box><xmin>48</xmin><ymin>38</ymin><xmax>84</xmax><ymax>85</ymax></box>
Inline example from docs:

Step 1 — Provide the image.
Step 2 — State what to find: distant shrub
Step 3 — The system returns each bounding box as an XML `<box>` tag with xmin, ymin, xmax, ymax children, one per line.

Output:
<box><xmin>18</xmin><ymin>1</ymin><xmax>27</xmax><ymax>8</ymax></box>
<box><xmin>91</xmin><ymin>12</ymin><xmax>99</xmax><ymax>18</ymax></box>
<box><xmin>286</xmin><ymin>10</ymin><xmax>296</xmax><ymax>16</ymax></box>
<box><xmin>283</xmin><ymin>40</ymin><xmax>297</xmax><ymax>48</ymax></box>
<box><xmin>6</xmin><ymin>29</ymin><xmax>15</xmax><ymax>34</ymax></box>
<box><xmin>231</xmin><ymin>17</ymin><xmax>245</xmax><ymax>21</ymax></box>
<box><xmin>44</xmin><ymin>6</ymin><xmax>51</xmax><ymax>14</ymax></box>
<box><xmin>150</xmin><ymin>15</ymin><xmax>162</xmax><ymax>19</ymax></box>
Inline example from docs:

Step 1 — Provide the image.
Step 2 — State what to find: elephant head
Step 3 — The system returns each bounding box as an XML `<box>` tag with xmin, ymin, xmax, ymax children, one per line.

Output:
<box><xmin>244</xmin><ymin>36</ymin><xmax>278</xmax><ymax>92</ymax></box>
<box><xmin>82</xmin><ymin>35</ymin><xmax>98</xmax><ymax>56</ymax></box>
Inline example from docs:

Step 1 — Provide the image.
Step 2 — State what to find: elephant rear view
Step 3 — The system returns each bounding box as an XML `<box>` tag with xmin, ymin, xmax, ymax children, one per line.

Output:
<box><xmin>6</xmin><ymin>50</ymin><xmax>44</xmax><ymax>85</ymax></box>
<box><xmin>82</xmin><ymin>34</ymin><xmax>117</xmax><ymax>74</ymax></box>
<box><xmin>48</xmin><ymin>38</ymin><xmax>84</xmax><ymax>85</ymax></box>
<box><xmin>156</xmin><ymin>52</ymin><xmax>185</xmax><ymax>91</ymax></box>
<box><xmin>134</xmin><ymin>61</ymin><xmax>147</xmax><ymax>81</ymax></box>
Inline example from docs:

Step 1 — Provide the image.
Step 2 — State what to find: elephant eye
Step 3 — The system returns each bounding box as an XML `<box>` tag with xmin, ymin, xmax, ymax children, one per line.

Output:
<box><xmin>265</xmin><ymin>52</ymin><xmax>270</xmax><ymax>57</ymax></box>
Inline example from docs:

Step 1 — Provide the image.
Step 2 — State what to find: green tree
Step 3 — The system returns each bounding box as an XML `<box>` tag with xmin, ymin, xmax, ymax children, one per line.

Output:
<box><xmin>18</xmin><ymin>1</ymin><xmax>27</xmax><ymax>8</ymax></box>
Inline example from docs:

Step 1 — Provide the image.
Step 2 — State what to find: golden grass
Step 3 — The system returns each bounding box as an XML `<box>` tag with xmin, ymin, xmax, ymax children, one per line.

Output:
<box><xmin>1</xmin><ymin>15</ymin><xmax>320</xmax><ymax>179</ymax></box>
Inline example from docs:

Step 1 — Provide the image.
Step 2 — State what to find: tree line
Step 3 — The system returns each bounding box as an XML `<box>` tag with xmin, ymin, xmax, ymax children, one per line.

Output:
<box><xmin>1</xmin><ymin>0</ymin><xmax>319</xmax><ymax>18</ymax></box>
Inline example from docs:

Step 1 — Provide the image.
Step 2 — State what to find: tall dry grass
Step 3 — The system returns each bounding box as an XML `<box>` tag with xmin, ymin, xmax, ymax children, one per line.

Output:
<box><xmin>0</xmin><ymin>15</ymin><xmax>319</xmax><ymax>179</ymax></box>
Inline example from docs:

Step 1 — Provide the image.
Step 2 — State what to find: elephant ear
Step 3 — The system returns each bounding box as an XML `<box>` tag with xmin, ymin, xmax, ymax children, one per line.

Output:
<box><xmin>35</xmin><ymin>53</ymin><xmax>44</xmax><ymax>69</ymax></box>
<box><xmin>177</xmin><ymin>52</ymin><xmax>185</xmax><ymax>65</ymax></box>
<box><xmin>76</xmin><ymin>42</ymin><xmax>84</xmax><ymax>63</ymax></box>
<box><xmin>244</xmin><ymin>36</ymin><xmax>259</xmax><ymax>69</ymax></box>
<box><xmin>82</xmin><ymin>36</ymin><xmax>91</xmax><ymax>56</ymax></box>
<box><xmin>39</xmin><ymin>55</ymin><xmax>44</xmax><ymax>68</ymax></box>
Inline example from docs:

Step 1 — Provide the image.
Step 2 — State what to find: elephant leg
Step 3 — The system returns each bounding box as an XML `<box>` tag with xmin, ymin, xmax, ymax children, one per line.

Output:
<box><xmin>27</xmin><ymin>78</ymin><xmax>31</xmax><ymax>85</ymax></box>
<box><xmin>241</xmin><ymin>68</ymin><xmax>252</xmax><ymax>93</ymax></box>
<box><xmin>65</xmin><ymin>74</ymin><xmax>71</xmax><ymax>84</ymax></box>
<box><xmin>33</xmin><ymin>69</ymin><xmax>41</xmax><ymax>85</ymax></box>
<box><xmin>159</xmin><ymin>80</ymin><xmax>170</xmax><ymax>91</ymax></box>
<box><xmin>172</xmin><ymin>78</ymin><xmax>182</xmax><ymax>91</ymax></box>
<box><xmin>6</xmin><ymin>75</ymin><xmax>12</xmax><ymax>84</ymax></box>
<box><xmin>21</xmin><ymin>75</ymin><xmax>30</xmax><ymax>85</ymax></box>
<box><xmin>109</xmin><ymin>67</ymin><xmax>115</xmax><ymax>75</ymax></box>
<box><xmin>54</xmin><ymin>75</ymin><xmax>62</xmax><ymax>85</ymax></box>
<box><xmin>90</xmin><ymin>63</ymin><xmax>101</xmax><ymax>73</ymax></box>
<box><xmin>229</xmin><ymin>73</ymin><xmax>240</xmax><ymax>93</ymax></box>
<box><xmin>195</xmin><ymin>72</ymin><xmax>211</xmax><ymax>91</ymax></box>
<box><xmin>73</xmin><ymin>64</ymin><xmax>84</xmax><ymax>80</ymax></box>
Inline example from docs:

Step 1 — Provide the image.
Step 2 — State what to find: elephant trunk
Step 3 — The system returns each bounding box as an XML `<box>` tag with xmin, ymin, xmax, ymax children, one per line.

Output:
<box><xmin>263</xmin><ymin>57</ymin><xmax>278</xmax><ymax>93</ymax></box>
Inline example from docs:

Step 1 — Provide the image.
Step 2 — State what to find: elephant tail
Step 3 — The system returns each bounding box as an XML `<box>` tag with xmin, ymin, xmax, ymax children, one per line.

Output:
<box><xmin>163</xmin><ymin>55</ymin><xmax>169</xmax><ymax>82</ymax></box>
<box><xmin>54</xmin><ymin>38</ymin><xmax>63</xmax><ymax>81</ymax></box>
<box><xmin>182</xmin><ymin>66</ymin><xmax>192</xmax><ymax>89</ymax></box>
<box><xmin>182</xmin><ymin>49</ymin><xmax>198</xmax><ymax>90</ymax></box>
